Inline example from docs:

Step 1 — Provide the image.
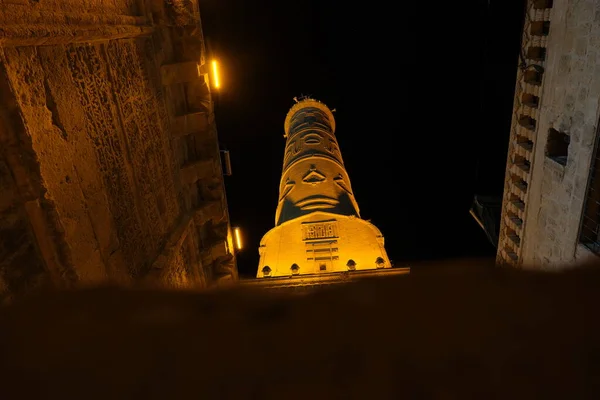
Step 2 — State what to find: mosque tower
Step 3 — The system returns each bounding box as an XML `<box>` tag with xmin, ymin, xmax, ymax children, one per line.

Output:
<box><xmin>256</xmin><ymin>98</ymin><xmax>392</xmax><ymax>278</ymax></box>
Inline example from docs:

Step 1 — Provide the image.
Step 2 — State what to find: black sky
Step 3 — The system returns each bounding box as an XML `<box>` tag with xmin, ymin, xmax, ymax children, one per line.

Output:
<box><xmin>200</xmin><ymin>0</ymin><xmax>526</xmax><ymax>277</ymax></box>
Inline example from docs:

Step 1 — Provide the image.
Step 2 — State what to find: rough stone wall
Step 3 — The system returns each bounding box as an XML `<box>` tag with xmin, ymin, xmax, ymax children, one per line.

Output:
<box><xmin>497</xmin><ymin>0</ymin><xmax>600</xmax><ymax>268</ymax></box>
<box><xmin>521</xmin><ymin>0</ymin><xmax>600</xmax><ymax>267</ymax></box>
<box><xmin>0</xmin><ymin>54</ymin><xmax>78</xmax><ymax>303</ymax></box>
<box><xmin>0</xmin><ymin>0</ymin><xmax>237</xmax><ymax>301</ymax></box>
<box><xmin>0</xmin><ymin>146</ymin><xmax>51</xmax><ymax>303</ymax></box>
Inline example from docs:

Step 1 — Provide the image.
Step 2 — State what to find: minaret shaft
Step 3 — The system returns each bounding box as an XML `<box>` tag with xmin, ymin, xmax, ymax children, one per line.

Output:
<box><xmin>276</xmin><ymin>100</ymin><xmax>360</xmax><ymax>226</ymax></box>
<box><xmin>257</xmin><ymin>98</ymin><xmax>391</xmax><ymax>278</ymax></box>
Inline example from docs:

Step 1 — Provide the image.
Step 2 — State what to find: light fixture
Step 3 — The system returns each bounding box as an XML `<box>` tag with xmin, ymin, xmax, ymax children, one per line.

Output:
<box><xmin>233</xmin><ymin>227</ymin><xmax>242</xmax><ymax>250</ymax></box>
<box><xmin>212</xmin><ymin>59</ymin><xmax>220</xmax><ymax>89</ymax></box>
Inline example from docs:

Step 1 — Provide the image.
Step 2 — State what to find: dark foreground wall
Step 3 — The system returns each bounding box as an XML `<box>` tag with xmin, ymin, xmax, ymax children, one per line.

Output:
<box><xmin>0</xmin><ymin>258</ymin><xmax>599</xmax><ymax>398</ymax></box>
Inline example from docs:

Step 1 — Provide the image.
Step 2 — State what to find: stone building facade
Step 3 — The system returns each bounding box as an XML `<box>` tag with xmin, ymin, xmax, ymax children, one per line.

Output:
<box><xmin>248</xmin><ymin>98</ymin><xmax>409</xmax><ymax>290</ymax></box>
<box><xmin>497</xmin><ymin>0</ymin><xmax>600</xmax><ymax>267</ymax></box>
<box><xmin>0</xmin><ymin>0</ymin><xmax>237</xmax><ymax>302</ymax></box>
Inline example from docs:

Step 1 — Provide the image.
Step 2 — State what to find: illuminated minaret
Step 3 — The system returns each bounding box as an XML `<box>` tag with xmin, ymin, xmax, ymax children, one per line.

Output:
<box><xmin>257</xmin><ymin>98</ymin><xmax>392</xmax><ymax>278</ymax></box>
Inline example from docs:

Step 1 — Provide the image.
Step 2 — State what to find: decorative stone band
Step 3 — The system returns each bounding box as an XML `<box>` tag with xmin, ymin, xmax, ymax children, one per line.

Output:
<box><xmin>284</xmin><ymin>99</ymin><xmax>336</xmax><ymax>137</ymax></box>
<box><xmin>282</xmin><ymin>101</ymin><xmax>344</xmax><ymax>172</ymax></box>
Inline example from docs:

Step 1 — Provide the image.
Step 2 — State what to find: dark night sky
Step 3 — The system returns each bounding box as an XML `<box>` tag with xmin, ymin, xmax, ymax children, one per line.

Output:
<box><xmin>200</xmin><ymin>0</ymin><xmax>526</xmax><ymax>277</ymax></box>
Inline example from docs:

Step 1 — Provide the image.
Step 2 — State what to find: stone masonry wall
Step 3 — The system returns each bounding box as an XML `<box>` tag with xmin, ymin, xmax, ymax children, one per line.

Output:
<box><xmin>521</xmin><ymin>0</ymin><xmax>600</xmax><ymax>267</ymax></box>
<box><xmin>1</xmin><ymin>41</ymin><xmax>184</xmax><ymax>283</ymax></box>
<box><xmin>0</xmin><ymin>53</ymin><xmax>78</xmax><ymax>303</ymax></box>
<box><xmin>497</xmin><ymin>0</ymin><xmax>600</xmax><ymax>268</ymax></box>
<box><xmin>496</xmin><ymin>0</ymin><xmax>553</xmax><ymax>266</ymax></box>
<box><xmin>0</xmin><ymin>0</ymin><xmax>237</xmax><ymax>301</ymax></box>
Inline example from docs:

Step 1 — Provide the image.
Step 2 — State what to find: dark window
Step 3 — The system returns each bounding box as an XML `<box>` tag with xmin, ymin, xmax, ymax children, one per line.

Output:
<box><xmin>506</xmin><ymin>228</ymin><xmax>521</xmax><ymax>246</ymax></box>
<box><xmin>524</xmin><ymin>68</ymin><xmax>544</xmax><ymax>85</ymax></box>
<box><xmin>516</xmin><ymin>135</ymin><xmax>534</xmax><ymax>151</ymax></box>
<box><xmin>375</xmin><ymin>257</ymin><xmax>385</xmax><ymax>268</ymax></box>
<box><xmin>513</xmin><ymin>155</ymin><xmax>531</xmax><ymax>172</ymax></box>
<box><xmin>346</xmin><ymin>259</ymin><xmax>356</xmax><ymax>271</ymax></box>
<box><xmin>511</xmin><ymin>174</ymin><xmax>528</xmax><ymax>193</ymax></box>
<box><xmin>291</xmin><ymin>263</ymin><xmax>300</xmax><ymax>274</ymax></box>
<box><xmin>522</xmin><ymin>93</ymin><xmax>540</xmax><ymax>108</ymax></box>
<box><xmin>526</xmin><ymin>46</ymin><xmax>547</xmax><ymax>61</ymax></box>
<box><xmin>518</xmin><ymin>115</ymin><xmax>536</xmax><ymax>130</ymax></box>
<box><xmin>546</xmin><ymin>128</ymin><xmax>569</xmax><ymax>166</ymax></box>
<box><xmin>319</xmin><ymin>264</ymin><xmax>326</xmax><ymax>271</ymax></box>
<box><xmin>533</xmin><ymin>0</ymin><xmax>553</xmax><ymax>9</ymax></box>
<box><xmin>262</xmin><ymin>266</ymin><xmax>272</xmax><ymax>277</ymax></box>
<box><xmin>530</xmin><ymin>21</ymin><xmax>550</xmax><ymax>36</ymax></box>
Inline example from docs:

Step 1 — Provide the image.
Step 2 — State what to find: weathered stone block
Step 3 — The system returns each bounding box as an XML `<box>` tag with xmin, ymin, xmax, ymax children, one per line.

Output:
<box><xmin>558</xmin><ymin>55</ymin><xmax>571</xmax><ymax>76</ymax></box>
<box><xmin>194</xmin><ymin>201</ymin><xmax>223</xmax><ymax>224</ymax></box>
<box><xmin>171</xmin><ymin>112</ymin><xmax>209</xmax><ymax>137</ymax></box>
<box><xmin>161</xmin><ymin>61</ymin><xmax>203</xmax><ymax>85</ymax></box>
<box><xmin>180</xmin><ymin>159</ymin><xmax>215</xmax><ymax>185</ymax></box>
<box><xmin>575</xmin><ymin>38</ymin><xmax>588</xmax><ymax>57</ymax></box>
<box><xmin>573</xmin><ymin>173</ymin><xmax>590</xmax><ymax>196</ymax></box>
<box><xmin>210</xmin><ymin>240</ymin><xmax>229</xmax><ymax>260</ymax></box>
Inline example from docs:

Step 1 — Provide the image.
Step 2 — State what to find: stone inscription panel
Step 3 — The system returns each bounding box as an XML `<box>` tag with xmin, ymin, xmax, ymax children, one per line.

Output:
<box><xmin>65</xmin><ymin>39</ymin><xmax>180</xmax><ymax>275</ymax></box>
<box><xmin>65</xmin><ymin>43</ymin><xmax>149</xmax><ymax>273</ymax></box>
<box><xmin>302</xmin><ymin>221</ymin><xmax>338</xmax><ymax>241</ymax></box>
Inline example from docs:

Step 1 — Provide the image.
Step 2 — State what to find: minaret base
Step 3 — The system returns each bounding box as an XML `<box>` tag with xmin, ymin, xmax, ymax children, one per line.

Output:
<box><xmin>257</xmin><ymin>211</ymin><xmax>392</xmax><ymax>278</ymax></box>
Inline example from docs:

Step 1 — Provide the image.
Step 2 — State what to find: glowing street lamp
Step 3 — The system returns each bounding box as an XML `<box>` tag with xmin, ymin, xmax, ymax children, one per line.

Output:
<box><xmin>212</xmin><ymin>60</ymin><xmax>220</xmax><ymax>89</ymax></box>
<box><xmin>233</xmin><ymin>227</ymin><xmax>242</xmax><ymax>250</ymax></box>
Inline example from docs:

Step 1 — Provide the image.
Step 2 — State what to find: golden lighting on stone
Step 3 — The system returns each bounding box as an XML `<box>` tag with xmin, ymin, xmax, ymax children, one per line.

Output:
<box><xmin>256</xmin><ymin>98</ymin><xmax>392</xmax><ymax>278</ymax></box>
<box><xmin>212</xmin><ymin>60</ymin><xmax>220</xmax><ymax>89</ymax></box>
<box><xmin>234</xmin><ymin>227</ymin><xmax>242</xmax><ymax>250</ymax></box>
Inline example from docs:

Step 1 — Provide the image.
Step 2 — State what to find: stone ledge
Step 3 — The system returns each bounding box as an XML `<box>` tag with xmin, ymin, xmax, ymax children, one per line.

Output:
<box><xmin>171</xmin><ymin>112</ymin><xmax>209</xmax><ymax>137</ymax></box>
<box><xmin>180</xmin><ymin>159</ymin><xmax>216</xmax><ymax>185</ymax></box>
<box><xmin>240</xmin><ymin>267</ymin><xmax>411</xmax><ymax>289</ymax></box>
<box><xmin>160</xmin><ymin>61</ymin><xmax>208</xmax><ymax>85</ymax></box>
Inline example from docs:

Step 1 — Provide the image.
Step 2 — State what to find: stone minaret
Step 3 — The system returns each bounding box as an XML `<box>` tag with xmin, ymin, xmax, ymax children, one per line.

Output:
<box><xmin>257</xmin><ymin>98</ymin><xmax>391</xmax><ymax>278</ymax></box>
